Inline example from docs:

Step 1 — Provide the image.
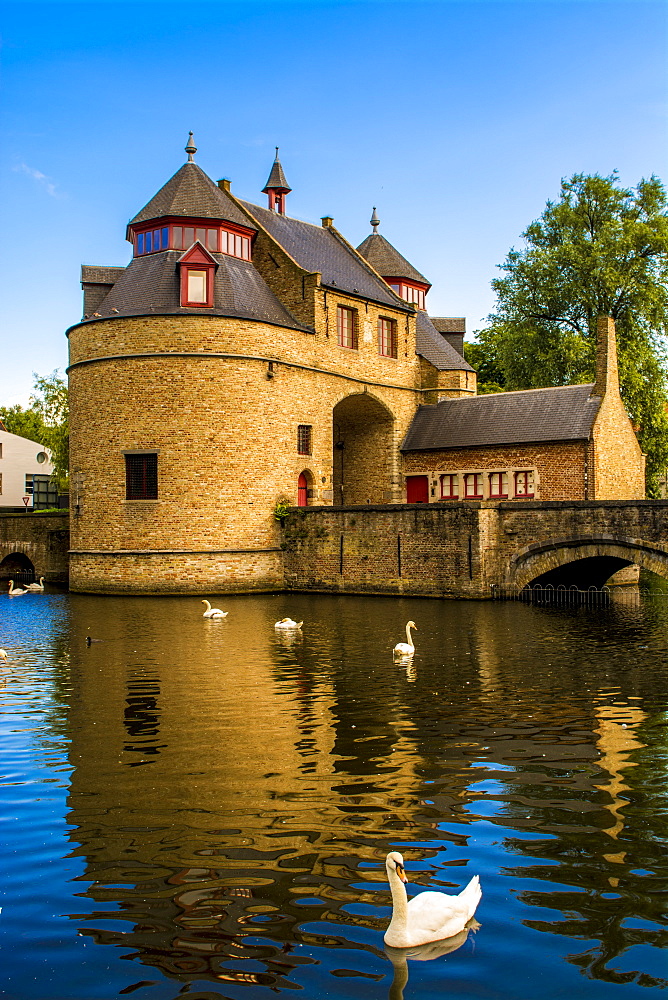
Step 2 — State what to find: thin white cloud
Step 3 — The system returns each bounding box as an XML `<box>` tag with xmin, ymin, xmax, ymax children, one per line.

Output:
<box><xmin>13</xmin><ymin>162</ymin><xmax>60</xmax><ymax>198</ymax></box>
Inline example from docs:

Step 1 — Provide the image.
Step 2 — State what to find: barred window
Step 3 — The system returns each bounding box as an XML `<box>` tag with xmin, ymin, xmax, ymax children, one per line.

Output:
<box><xmin>337</xmin><ymin>306</ymin><xmax>358</xmax><ymax>349</ymax></box>
<box><xmin>125</xmin><ymin>453</ymin><xmax>158</xmax><ymax>500</ymax></box>
<box><xmin>297</xmin><ymin>425</ymin><xmax>312</xmax><ymax>455</ymax></box>
<box><xmin>378</xmin><ymin>317</ymin><xmax>397</xmax><ymax>358</ymax></box>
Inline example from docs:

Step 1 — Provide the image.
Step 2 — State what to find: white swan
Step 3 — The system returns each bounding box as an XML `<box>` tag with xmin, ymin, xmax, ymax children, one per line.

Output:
<box><xmin>393</xmin><ymin>621</ymin><xmax>417</xmax><ymax>656</ymax></box>
<box><xmin>0</xmin><ymin>649</ymin><xmax>7</xmax><ymax>661</ymax></box>
<box><xmin>25</xmin><ymin>577</ymin><xmax>45</xmax><ymax>592</ymax></box>
<box><xmin>384</xmin><ymin>851</ymin><xmax>481</xmax><ymax>948</ymax></box>
<box><xmin>7</xmin><ymin>580</ymin><xmax>28</xmax><ymax>596</ymax></box>
<box><xmin>201</xmin><ymin>600</ymin><xmax>228</xmax><ymax>618</ymax></box>
<box><xmin>274</xmin><ymin>617</ymin><xmax>303</xmax><ymax>629</ymax></box>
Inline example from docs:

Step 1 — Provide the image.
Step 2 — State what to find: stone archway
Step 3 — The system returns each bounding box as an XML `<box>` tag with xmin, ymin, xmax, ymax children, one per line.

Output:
<box><xmin>509</xmin><ymin>536</ymin><xmax>668</xmax><ymax>590</ymax></box>
<box><xmin>0</xmin><ymin>551</ymin><xmax>35</xmax><ymax>584</ymax></box>
<box><xmin>332</xmin><ymin>393</ymin><xmax>395</xmax><ymax>506</ymax></box>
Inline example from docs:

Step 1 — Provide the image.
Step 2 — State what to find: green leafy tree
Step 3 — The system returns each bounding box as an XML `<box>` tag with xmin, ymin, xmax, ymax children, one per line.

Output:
<box><xmin>476</xmin><ymin>172</ymin><xmax>668</xmax><ymax>493</ymax></box>
<box><xmin>0</xmin><ymin>372</ymin><xmax>69</xmax><ymax>491</ymax></box>
<box><xmin>463</xmin><ymin>341</ymin><xmax>506</xmax><ymax>394</ymax></box>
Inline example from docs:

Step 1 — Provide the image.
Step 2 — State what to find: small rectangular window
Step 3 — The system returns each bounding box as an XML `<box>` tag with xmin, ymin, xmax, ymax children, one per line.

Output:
<box><xmin>297</xmin><ymin>425</ymin><xmax>312</xmax><ymax>455</ymax></box>
<box><xmin>125</xmin><ymin>453</ymin><xmax>158</xmax><ymax>500</ymax></box>
<box><xmin>242</xmin><ymin>237</ymin><xmax>250</xmax><ymax>259</ymax></box>
<box><xmin>235</xmin><ymin>234</ymin><xmax>242</xmax><ymax>257</ymax></box>
<box><xmin>146</xmin><ymin>231</ymin><xmax>153</xmax><ymax>253</ymax></box>
<box><xmin>0</xmin><ymin>442</ymin><xmax>3</xmax><ymax>457</ymax></box>
<box><xmin>220</xmin><ymin>231</ymin><xmax>228</xmax><ymax>254</ymax></box>
<box><xmin>172</xmin><ymin>227</ymin><xmax>182</xmax><ymax>250</ymax></box>
<box><xmin>196</xmin><ymin>227</ymin><xmax>206</xmax><ymax>245</ymax></box>
<box><xmin>161</xmin><ymin>227</ymin><xmax>169</xmax><ymax>249</ymax></box>
<box><xmin>464</xmin><ymin>473</ymin><xmax>483</xmax><ymax>499</ymax></box>
<box><xmin>207</xmin><ymin>229</ymin><xmax>218</xmax><ymax>251</ymax></box>
<box><xmin>137</xmin><ymin>232</ymin><xmax>145</xmax><ymax>254</ymax></box>
<box><xmin>337</xmin><ymin>306</ymin><xmax>357</xmax><ymax>349</ymax></box>
<box><xmin>25</xmin><ymin>474</ymin><xmax>34</xmax><ymax>495</ymax></box>
<box><xmin>440</xmin><ymin>474</ymin><xmax>458</xmax><ymax>499</ymax></box>
<box><xmin>489</xmin><ymin>472</ymin><xmax>508</xmax><ymax>498</ymax></box>
<box><xmin>378</xmin><ymin>317</ymin><xmax>397</xmax><ymax>358</ymax></box>
<box><xmin>187</xmin><ymin>270</ymin><xmax>208</xmax><ymax>304</ymax></box>
<box><xmin>514</xmin><ymin>470</ymin><xmax>535</xmax><ymax>497</ymax></box>
<box><xmin>184</xmin><ymin>227</ymin><xmax>195</xmax><ymax>247</ymax></box>
<box><xmin>0</xmin><ymin>472</ymin><xmax>2</xmax><ymax>495</ymax></box>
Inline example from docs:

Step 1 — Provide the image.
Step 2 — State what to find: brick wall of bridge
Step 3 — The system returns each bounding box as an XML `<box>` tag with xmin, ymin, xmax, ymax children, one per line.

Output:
<box><xmin>0</xmin><ymin>513</ymin><xmax>70</xmax><ymax>584</ymax></box>
<box><xmin>282</xmin><ymin>500</ymin><xmax>668</xmax><ymax>598</ymax></box>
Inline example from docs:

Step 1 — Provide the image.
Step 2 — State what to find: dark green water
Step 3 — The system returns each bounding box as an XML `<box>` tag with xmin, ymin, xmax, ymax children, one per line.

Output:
<box><xmin>0</xmin><ymin>589</ymin><xmax>666</xmax><ymax>999</ymax></box>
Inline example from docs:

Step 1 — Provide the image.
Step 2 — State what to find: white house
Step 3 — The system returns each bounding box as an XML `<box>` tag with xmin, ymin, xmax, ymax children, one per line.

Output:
<box><xmin>0</xmin><ymin>429</ymin><xmax>55</xmax><ymax>510</ymax></box>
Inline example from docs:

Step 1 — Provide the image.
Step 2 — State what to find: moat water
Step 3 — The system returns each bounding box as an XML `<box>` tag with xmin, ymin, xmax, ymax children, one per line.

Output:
<box><xmin>0</xmin><ymin>587</ymin><xmax>666</xmax><ymax>1000</ymax></box>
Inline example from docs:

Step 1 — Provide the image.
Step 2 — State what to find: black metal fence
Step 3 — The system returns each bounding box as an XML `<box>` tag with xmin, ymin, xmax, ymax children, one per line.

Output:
<box><xmin>490</xmin><ymin>583</ymin><xmax>640</xmax><ymax>606</ymax></box>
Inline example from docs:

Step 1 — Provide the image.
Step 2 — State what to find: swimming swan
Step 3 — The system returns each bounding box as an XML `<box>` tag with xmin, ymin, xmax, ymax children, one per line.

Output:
<box><xmin>25</xmin><ymin>577</ymin><xmax>45</xmax><ymax>591</ymax></box>
<box><xmin>384</xmin><ymin>851</ymin><xmax>481</xmax><ymax>948</ymax></box>
<box><xmin>393</xmin><ymin>621</ymin><xmax>417</xmax><ymax>656</ymax></box>
<box><xmin>7</xmin><ymin>580</ymin><xmax>28</xmax><ymax>596</ymax></box>
<box><xmin>201</xmin><ymin>600</ymin><xmax>228</xmax><ymax>618</ymax></box>
<box><xmin>274</xmin><ymin>618</ymin><xmax>303</xmax><ymax>629</ymax></box>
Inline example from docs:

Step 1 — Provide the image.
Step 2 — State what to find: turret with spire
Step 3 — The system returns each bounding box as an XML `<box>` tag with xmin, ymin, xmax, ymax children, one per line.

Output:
<box><xmin>357</xmin><ymin>208</ymin><xmax>431</xmax><ymax>309</ymax></box>
<box><xmin>262</xmin><ymin>148</ymin><xmax>292</xmax><ymax>214</ymax></box>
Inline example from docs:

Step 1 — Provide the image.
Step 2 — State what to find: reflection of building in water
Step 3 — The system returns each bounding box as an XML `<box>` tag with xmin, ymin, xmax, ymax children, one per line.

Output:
<box><xmin>593</xmin><ymin>703</ymin><xmax>646</xmax><ymax>879</ymax></box>
<box><xmin>64</xmin><ymin>597</ymin><xmax>435</xmax><ymax>987</ymax></box>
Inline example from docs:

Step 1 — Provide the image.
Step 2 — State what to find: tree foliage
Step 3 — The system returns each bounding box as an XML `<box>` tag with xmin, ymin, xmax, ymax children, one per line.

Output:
<box><xmin>0</xmin><ymin>372</ymin><xmax>69</xmax><ymax>490</ymax></box>
<box><xmin>475</xmin><ymin>172</ymin><xmax>668</xmax><ymax>492</ymax></box>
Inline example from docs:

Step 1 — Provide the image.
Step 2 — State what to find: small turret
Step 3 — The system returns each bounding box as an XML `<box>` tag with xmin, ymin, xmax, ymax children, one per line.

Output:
<box><xmin>262</xmin><ymin>147</ymin><xmax>292</xmax><ymax>214</ymax></box>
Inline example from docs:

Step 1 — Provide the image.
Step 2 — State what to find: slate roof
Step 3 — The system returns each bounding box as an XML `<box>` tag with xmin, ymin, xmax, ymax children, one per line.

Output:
<box><xmin>356</xmin><ymin>232</ymin><xmax>429</xmax><ymax>284</ymax></box>
<box><xmin>402</xmin><ymin>383</ymin><xmax>600</xmax><ymax>451</ymax></box>
<box><xmin>129</xmin><ymin>163</ymin><xmax>255</xmax><ymax>230</ymax></box>
<box><xmin>240</xmin><ymin>201</ymin><xmax>409</xmax><ymax>311</ymax></box>
<box><xmin>81</xmin><ymin>265</ymin><xmax>126</xmax><ymax>285</ymax></box>
<box><xmin>262</xmin><ymin>156</ymin><xmax>291</xmax><ymax>193</ymax></box>
<box><xmin>431</xmin><ymin>317</ymin><xmax>465</xmax><ymax>334</ymax></box>
<box><xmin>415</xmin><ymin>312</ymin><xmax>473</xmax><ymax>371</ymax></box>
<box><xmin>80</xmin><ymin>251</ymin><xmax>309</xmax><ymax>331</ymax></box>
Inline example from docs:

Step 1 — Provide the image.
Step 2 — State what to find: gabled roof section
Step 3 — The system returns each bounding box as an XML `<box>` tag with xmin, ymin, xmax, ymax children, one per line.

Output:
<box><xmin>81</xmin><ymin>265</ymin><xmax>126</xmax><ymax>285</ymax></box>
<box><xmin>431</xmin><ymin>317</ymin><xmax>465</xmax><ymax>334</ymax></box>
<box><xmin>177</xmin><ymin>241</ymin><xmax>217</xmax><ymax>266</ymax></box>
<box><xmin>356</xmin><ymin>232</ymin><xmax>429</xmax><ymax>285</ymax></box>
<box><xmin>416</xmin><ymin>312</ymin><xmax>473</xmax><ymax>371</ymax></box>
<box><xmin>240</xmin><ymin>200</ymin><xmax>411</xmax><ymax>311</ymax></box>
<box><xmin>77</xmin><ymin>251</ymin><xmax>310</xmax><ymax>332</ymax></box>
<box><xmin>402</xmin><ymin>384</ymin><xmax>600</xmax><ymax>451</ymax></box>
<box><xmin>129</xmin><ymin>163</ymin><xmax>255</xmax><ymax>231</ymax></box>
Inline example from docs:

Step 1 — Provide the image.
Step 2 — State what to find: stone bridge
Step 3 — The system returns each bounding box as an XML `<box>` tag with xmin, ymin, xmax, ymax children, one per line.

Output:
<box><xmin>282</xmin><ymin>500</ymin><xmax>668</xmax><ymax>598</ymax></box>
<box><xmin>0</xmin><ymin>513</ymin><xmax>70</xmax><ymax>585</ymax></box>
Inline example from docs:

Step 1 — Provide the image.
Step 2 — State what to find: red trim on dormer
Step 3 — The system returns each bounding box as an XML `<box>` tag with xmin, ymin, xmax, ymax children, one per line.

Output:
<box><xmin>177</xmin><ymin>242</ymin><xmax>217</xmax><ymax>266</ymax></box>
<box><xmin>126</xmin><ymin>214</ymin><xmax>256</xmax><ymax>245</ymax></box>
<box><xmin>383</xmin><ymin>277</ymin><xmax>431</xmax><ymax>293</ymax></box>
<box><xmin>178</xmin><ymin>242</ymin><xmax>216</xmax><ymax>308</ymax></box>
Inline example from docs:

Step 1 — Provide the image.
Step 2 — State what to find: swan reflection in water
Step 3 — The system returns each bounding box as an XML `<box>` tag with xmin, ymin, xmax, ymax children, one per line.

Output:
<box><xmin>385</xmin><ymin>919</ymin><xmax>480</xmax><ymax>1000</ymax></box>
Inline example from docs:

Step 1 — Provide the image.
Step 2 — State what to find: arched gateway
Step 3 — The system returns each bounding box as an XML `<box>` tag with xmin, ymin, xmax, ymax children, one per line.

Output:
<box><xmin>510</xmin><ymin>536</ymin><xmax>668</xmax><ymax>590</ymax></box>
<box><xmin>332</xmin><ymin>393</ymin><xmax>396</xmax><ymax>506</ymax></box>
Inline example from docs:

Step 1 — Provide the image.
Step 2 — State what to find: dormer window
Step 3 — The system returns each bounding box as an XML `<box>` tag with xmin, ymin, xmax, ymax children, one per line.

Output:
<box><xmin>388</xmin><ymin>281</ymin><xmax>426</xmax><ymax>309</ymax></box>
<box><xmin>178</xmin><ymin>243</ymin><xmax>216</xmax><ymax>308</ymax></box>
<box><xmin>133</xmin><ymin>222</ymin><xmax>252</xmax><ymax>260</ymax></box>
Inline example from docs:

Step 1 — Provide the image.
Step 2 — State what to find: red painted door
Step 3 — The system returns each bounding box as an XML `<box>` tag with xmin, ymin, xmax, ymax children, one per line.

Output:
<box><xmin>297</xmin><ymin>473</ymin><xmax>308</xmax><ymax>507</ymax></box>
<box><xmin>406</xmin><ymin>475</ymin><xmax>429</xmax><ymax>503</ymax></box>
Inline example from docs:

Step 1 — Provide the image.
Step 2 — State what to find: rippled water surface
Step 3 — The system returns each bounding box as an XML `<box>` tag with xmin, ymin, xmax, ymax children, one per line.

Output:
<box><xmin>1</xmin><ymin>588</ymin><xmax>667</xmax><ymax>1000</ymax></box>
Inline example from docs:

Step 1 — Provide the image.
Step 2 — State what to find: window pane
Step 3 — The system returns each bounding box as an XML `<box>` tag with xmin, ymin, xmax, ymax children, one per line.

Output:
<box><xmin>145</xmin><ymin>231</ymin><xmax>152</xmax><ymax>252</ymax></box>
<box><xmin>137</xmin><ymin>233</ymin><xmax>144</xmax><ymax>254</ymax></box>
<box><xmin>196</xmin><ymin>228</ymin><xmax>206</xmax><ymax>245</ymax></box>
<box><xmin>220</xmin><ymin>230</ymin><xmax>228</xmax><ymax>254</ymax></box>
<box><xmin>297</xmin><ymin>425</ymin><xmax>312</xmax><ymax>455</ymax></box>
<box><xmin>235</xmin><ymin>234</ymin><xmax>242</xmax><ymax>257</ymax></box>
<box><xmin>184</xmin><ymin>227</ymin><xmax>195</xmax><ymax>247</ymax></box>
<box><xmin>173</xmin><ymin>227</ymin><xmax>182</xmax><ymax>250</ymax></box>
<box><xmin>161</xmin><ymin>227</ymin><xmax>169</xmax><ymax>249</ymax></box>
<box><xmin>242</xmin><ymin>237</ymin><xmax>250</xmax><ymax>259</ymax></box>
<box><xmin>125</xmin><ymin>453</ymin><xmax>158</xmax><ymax>500</ymax></box>
<box><xmin>187</xmin><ymin>270</ymin><xmax>207</xmax><ymax>303</ymax></box>
<box><xmin>207</xmin><ymin>229</ymin><xmax>218</xmax><ymax>251</ymax></box>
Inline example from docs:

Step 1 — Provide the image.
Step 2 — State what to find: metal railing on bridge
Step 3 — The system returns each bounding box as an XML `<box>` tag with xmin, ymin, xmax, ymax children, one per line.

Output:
<box><xmin>490</xmin><ymin>583</ymin><xmax>639</xmax><ymax>606</ymax></box>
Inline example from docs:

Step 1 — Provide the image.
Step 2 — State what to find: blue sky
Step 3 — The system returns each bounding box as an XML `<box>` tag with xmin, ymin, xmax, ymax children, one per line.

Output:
<box><xmin>1</xmin><ymin>0</ymin><xmax>666</xmax><ymax>405</ymax></box>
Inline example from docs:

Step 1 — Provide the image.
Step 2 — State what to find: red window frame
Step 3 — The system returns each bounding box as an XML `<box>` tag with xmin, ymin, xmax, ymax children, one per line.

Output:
<box><xmin>133</xmin><ymin>219</ymin><xmax>253</xmax><ymax>261</ymax></box>
<box><xmin>440</xmin><ymin>474</ymin><xmax>459</xmax><ymax>499</ymax></box>
<box><xmin>514</xmin><ymin>470</ymin><xmax>535</xmax><ymax>498</ymax></box>
<box><xmin>464</xmin><ymin>473</ymin><xmax>483</xmax><ymax>499</ymax></box>
<box><xmin>337</xmin><ymin>306</ymin><xmax>358</xmax><ymax>349</ymax></box>
<box><xmin>378</xmin><ymin>317</ymin><xmax>398</xmax><ymax>358</ymax></box>
<box><xmin>180</xmin><ymin>264</ymin><xmax>214</xmax><ymax>308</ymax></box>
<box><xmin>297</xmin><ymin>425</ymin><xmax>312</xmax><ymax>455</ymax></box>
<box><xmin>488</xmin><ymin>472</ymin><xmax>508</xmax><ymax>499</ymax></box>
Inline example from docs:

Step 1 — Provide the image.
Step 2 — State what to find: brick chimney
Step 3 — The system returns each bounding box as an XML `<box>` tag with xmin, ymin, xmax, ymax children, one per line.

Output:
<box><xmin>593</xmin><ymin>315</ymin><xmax>619</xmax><ymax>397</ymax></box>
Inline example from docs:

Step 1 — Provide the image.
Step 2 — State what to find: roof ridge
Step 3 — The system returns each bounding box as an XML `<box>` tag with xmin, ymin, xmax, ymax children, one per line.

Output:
<box><xmin>439</xmin><ymin>382</ymin><xmax>595</xmax><ymax>402</ymax></box>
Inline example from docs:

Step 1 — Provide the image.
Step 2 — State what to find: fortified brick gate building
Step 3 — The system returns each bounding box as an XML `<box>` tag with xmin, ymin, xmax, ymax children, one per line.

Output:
<box><xmin>67</xmin><ymin>137</ymin><xmax>645</xmax><ymax>594</ymax></box>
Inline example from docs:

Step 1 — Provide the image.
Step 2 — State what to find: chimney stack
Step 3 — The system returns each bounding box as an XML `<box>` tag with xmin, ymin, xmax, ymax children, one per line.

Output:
<box><xmin>593</xmin><ymin>315</ymin><xmax>619</xmax><ymax>397</ymax></box>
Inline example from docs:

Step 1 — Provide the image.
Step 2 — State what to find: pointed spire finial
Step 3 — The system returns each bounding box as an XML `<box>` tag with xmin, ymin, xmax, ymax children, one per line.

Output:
<box><xmin>371</xmin><ymin>206</ymin><xmax>380</xmax><ymax>234</ymax></box>
<box><xmin>185</xmin><ymin>131</ymin><xmax>197</xmax><ymax>162</ymax></box>
<box><xmin>275</xmin><ymin>146</ymin><xmax>279</xmax><ymax>159</ymax></box>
